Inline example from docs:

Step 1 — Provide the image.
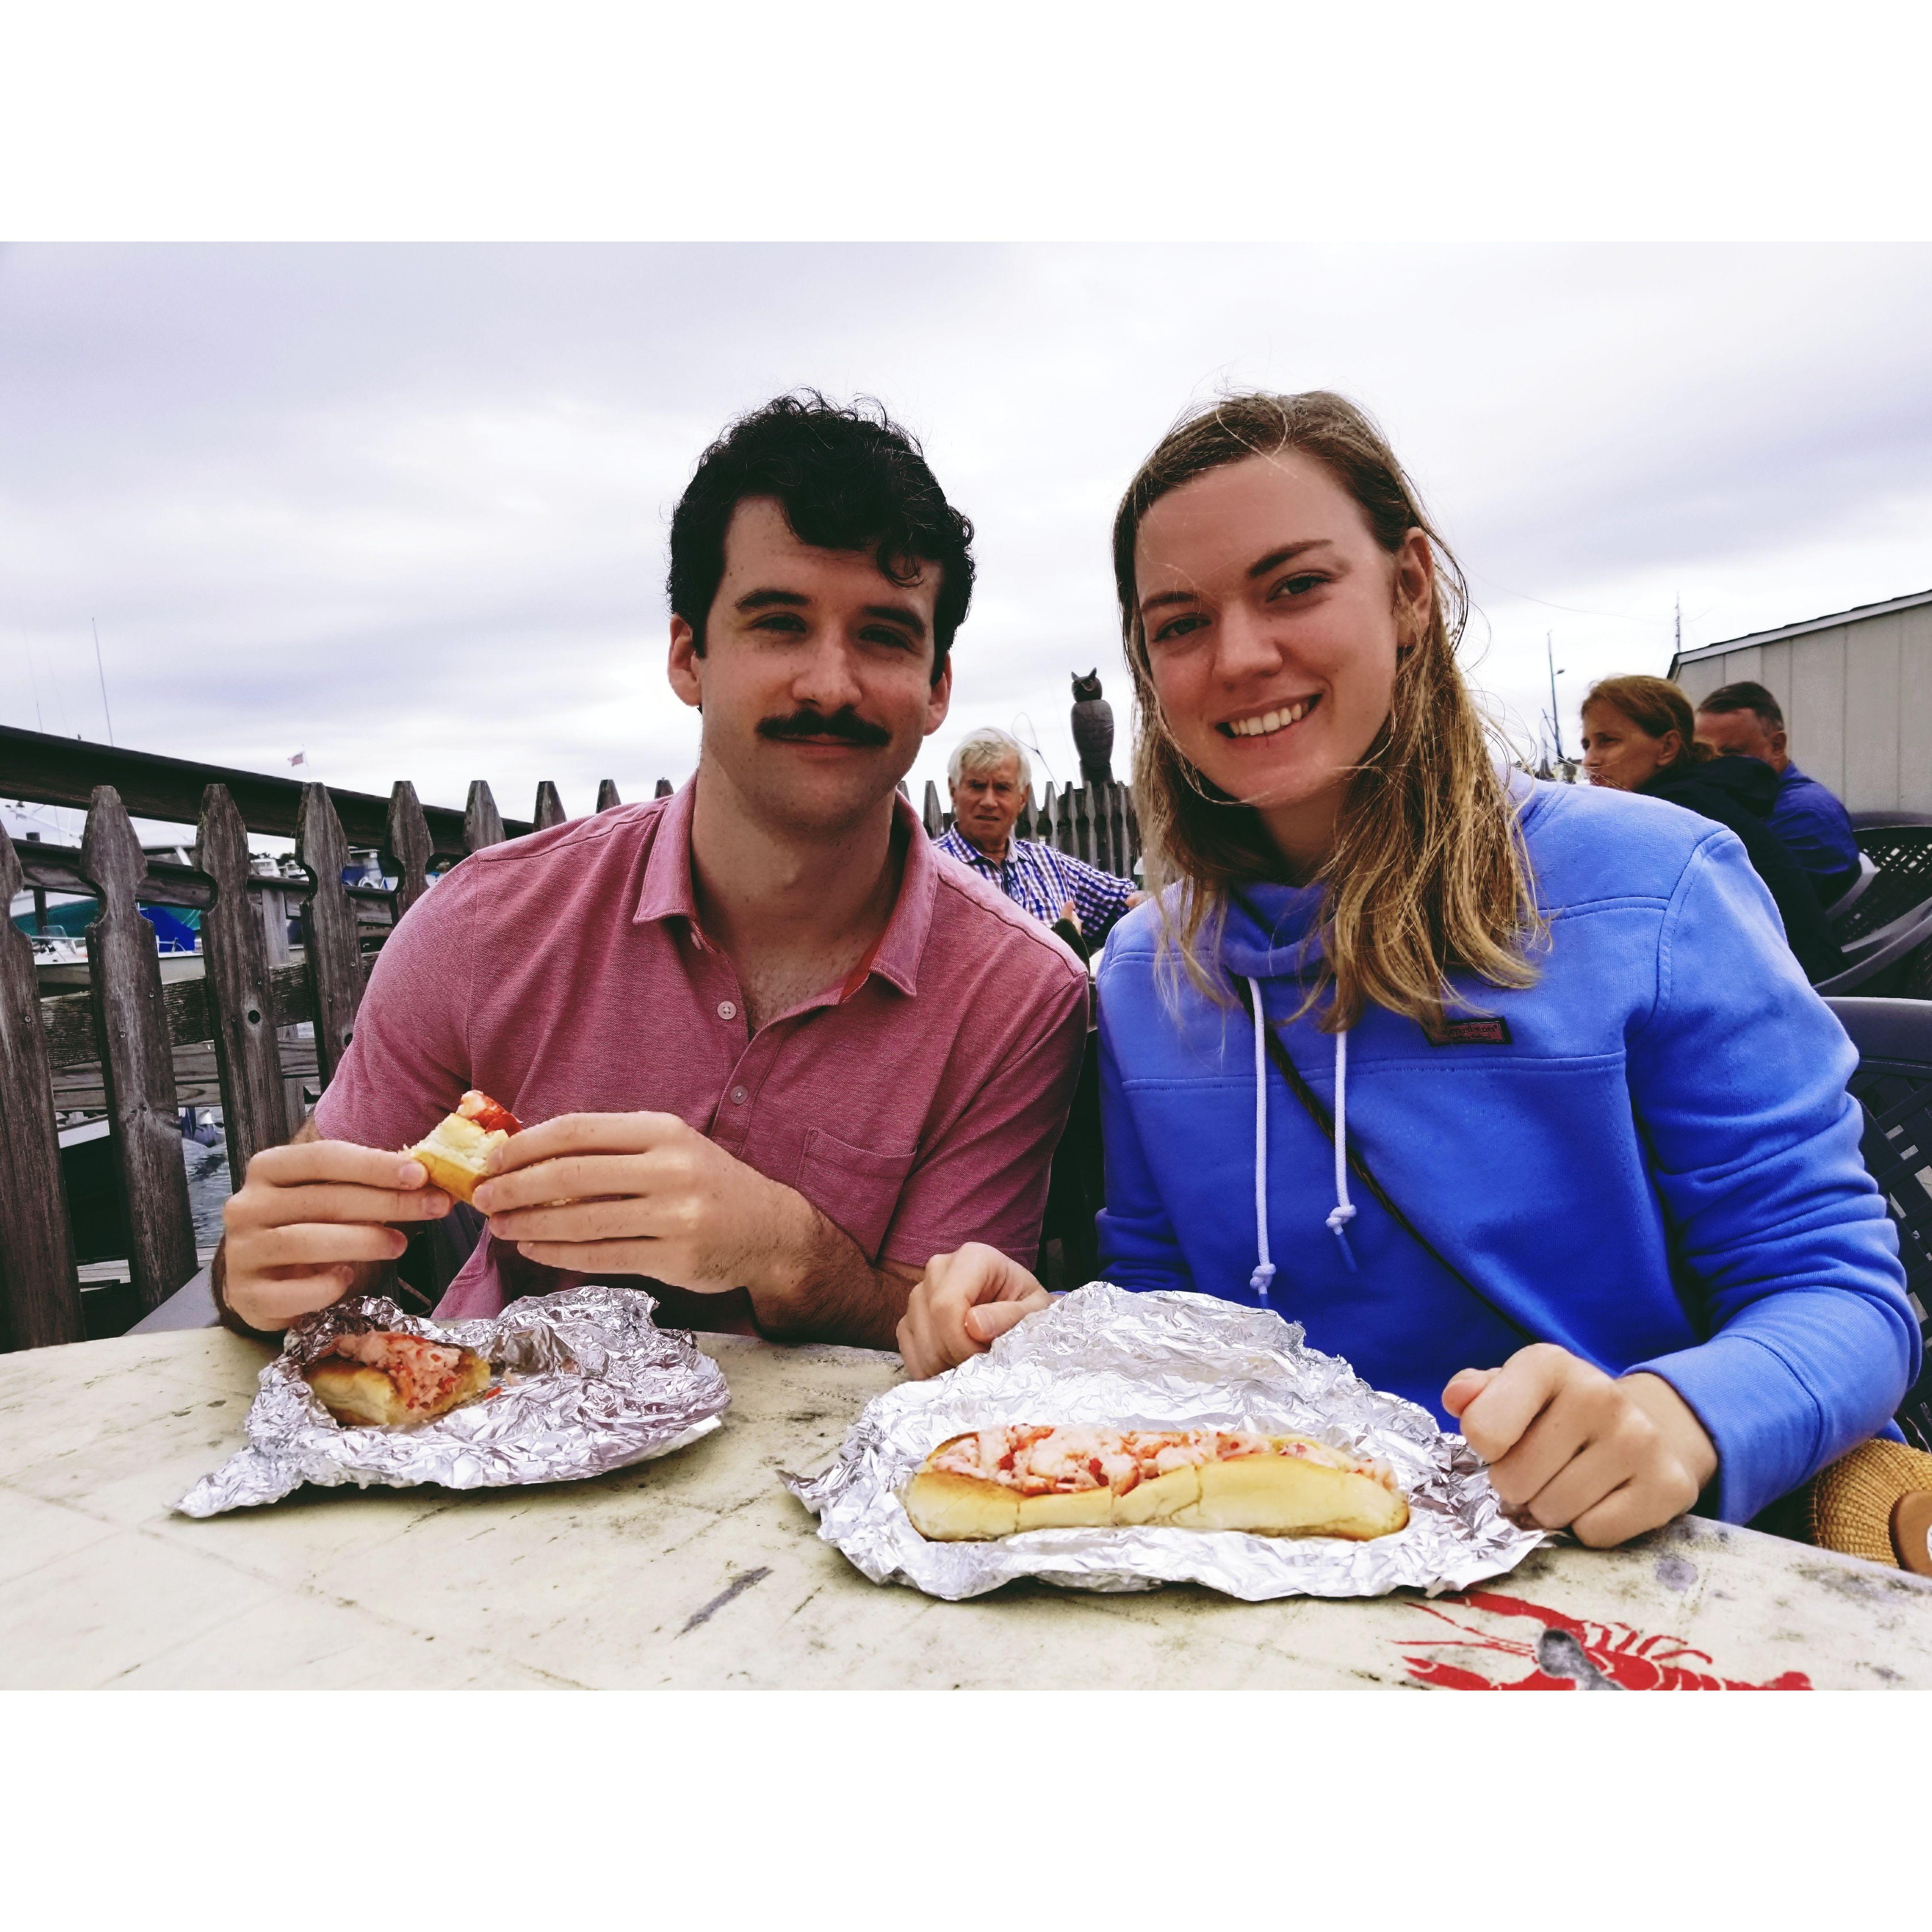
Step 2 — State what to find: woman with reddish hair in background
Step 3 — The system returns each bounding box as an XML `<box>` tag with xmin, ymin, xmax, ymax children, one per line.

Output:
<box><xmin>1579</xmin><ymin>673</ymin><xmax>1840</xmax><ymax>982</ymax></box>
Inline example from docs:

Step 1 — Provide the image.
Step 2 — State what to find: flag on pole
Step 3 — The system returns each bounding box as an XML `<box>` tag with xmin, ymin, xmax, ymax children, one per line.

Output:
<box><xmin>289</xmin><ymin>750</ymin><xmax>306</xmax><ymax>766</ymax></box>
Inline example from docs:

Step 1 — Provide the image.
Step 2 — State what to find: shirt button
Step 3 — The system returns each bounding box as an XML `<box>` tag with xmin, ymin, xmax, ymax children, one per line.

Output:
<box><xmin>717</xmin><ymin>1000</ymin><xmax>738</xmax><ymax>1021</ymax></box>
<box><xmin>730</xmin><ymin>1085</ymin><xmax>748</xmax><ymax>1105</ymax></box>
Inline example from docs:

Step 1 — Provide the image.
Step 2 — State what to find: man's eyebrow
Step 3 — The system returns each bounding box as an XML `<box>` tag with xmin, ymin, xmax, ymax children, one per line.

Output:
<box><xmin>863</xmin><ymin>602</ymin><xmax>927</xmax><ymax>639</ymax></box>
<box><xmin>1138</xmin><ymin>540</ymin><xmax>1339</xmax><ymax>616</ymax></box>
<box><xmin>735</xmin><ymin>587</ymin><xmax>810</xmax><ymax>612</ymax></box>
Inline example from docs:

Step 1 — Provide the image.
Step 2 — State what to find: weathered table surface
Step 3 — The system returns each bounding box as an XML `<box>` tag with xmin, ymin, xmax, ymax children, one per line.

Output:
<box><xmin>5</xmin><ymin>1325</ymin><xmax>1932</xmax><ymax>1690</ymax></box>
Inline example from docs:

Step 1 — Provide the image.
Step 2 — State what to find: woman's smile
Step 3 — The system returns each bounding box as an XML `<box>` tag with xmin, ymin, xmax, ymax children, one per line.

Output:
<box><xmin>1217</xmin><ymin>694</ymin><xmax>1322</xmax><ymax>739</ymax></box>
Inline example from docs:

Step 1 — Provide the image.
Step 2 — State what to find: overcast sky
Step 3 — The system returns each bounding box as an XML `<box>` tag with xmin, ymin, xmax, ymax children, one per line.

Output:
<box><xmin>5</xmin><ymin>242</ymin><xmax>1931</xmax><ymax>843</ymax></box>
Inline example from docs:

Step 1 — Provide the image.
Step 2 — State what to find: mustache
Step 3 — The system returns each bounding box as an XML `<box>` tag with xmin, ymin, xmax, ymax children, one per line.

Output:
<box><xmin>756</xmin><ymin>707</ymin><xmax>894</xmax><ymax>748</ymax></box>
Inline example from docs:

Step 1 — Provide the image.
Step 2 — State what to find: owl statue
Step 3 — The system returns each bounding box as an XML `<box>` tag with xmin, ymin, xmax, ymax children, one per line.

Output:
<box><xmin>1070</xmin><ymin>668</ymin><xmax>1115</xmax><ymax>787</ymax></box>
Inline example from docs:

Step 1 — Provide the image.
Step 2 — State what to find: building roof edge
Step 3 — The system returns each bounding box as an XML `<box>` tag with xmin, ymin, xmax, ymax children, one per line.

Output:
<box><xmin>1670</xmin><ymin>586</ymin><xmax>1932</xmax><ymax>672</ymax></box>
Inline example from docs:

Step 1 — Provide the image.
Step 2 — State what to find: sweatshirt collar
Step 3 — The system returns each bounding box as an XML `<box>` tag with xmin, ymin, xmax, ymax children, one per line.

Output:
<box><xmin>1215</xmin><ymin>767</ymin><xmax>1543</xmax><ymax>983</ymax></box>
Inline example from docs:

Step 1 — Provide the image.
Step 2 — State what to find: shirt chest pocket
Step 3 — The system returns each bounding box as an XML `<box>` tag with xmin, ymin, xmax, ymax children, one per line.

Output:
<box><xmin>794</xmin><ymin>1127</ymin><xmax>919</xmax><ymax>1263</ymax></box>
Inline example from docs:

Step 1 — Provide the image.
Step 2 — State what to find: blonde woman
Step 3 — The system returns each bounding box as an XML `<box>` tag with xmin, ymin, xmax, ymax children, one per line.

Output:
<box><xmin>898</xmin><ymin>391</ymin><xmax>1916</xmax><ymax>1549</ymax></box>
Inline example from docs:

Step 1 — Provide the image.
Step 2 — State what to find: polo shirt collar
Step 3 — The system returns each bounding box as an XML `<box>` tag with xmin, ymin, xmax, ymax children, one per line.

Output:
<box><xmin>632</xmin><ymin>774</ymin><xmax>935</xmax><ymax>997</ymax></box>
<box><xmin>633</xmin><ymin>775</ymin><xmax>702</xmax><ymax>926</ymax></box>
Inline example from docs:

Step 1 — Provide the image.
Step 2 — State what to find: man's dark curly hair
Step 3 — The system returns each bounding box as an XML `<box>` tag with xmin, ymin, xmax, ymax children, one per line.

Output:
<box><xmin>667</xmin><ymin>391</ymin><xmax>975</xmax><ymax>683</ymax></box>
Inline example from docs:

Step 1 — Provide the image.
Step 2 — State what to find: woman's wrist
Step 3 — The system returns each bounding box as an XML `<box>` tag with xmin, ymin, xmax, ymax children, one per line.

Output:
<box><xmin>1621</xmin><ymin>1371</ymin><xmax>1719</xmax><ymax>1491</ymax></box>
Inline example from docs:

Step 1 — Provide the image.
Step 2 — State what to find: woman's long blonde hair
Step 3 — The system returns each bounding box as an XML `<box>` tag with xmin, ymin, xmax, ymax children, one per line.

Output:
<box><xmin>1112</xmin><ymin>391</ymin><xmax>1541</xmax><ymax>1032</ymax></box>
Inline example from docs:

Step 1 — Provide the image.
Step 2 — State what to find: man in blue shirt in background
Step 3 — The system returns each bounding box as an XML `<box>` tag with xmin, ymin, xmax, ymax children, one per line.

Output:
<box><xmin>935</xmin><ymin>726</ymin><xmax>1143</xmax><ymax>957</ymax></box>
<box><xmin>1695</xmin><ymin>680</ymin><xmax>1861</xmax><ymax>905</ymax></box>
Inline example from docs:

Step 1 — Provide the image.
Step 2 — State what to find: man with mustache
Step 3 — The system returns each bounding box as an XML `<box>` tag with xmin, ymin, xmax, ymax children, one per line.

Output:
<box><xmin>216</xmin><ymin>394</ymin><xmax>1091</xmax><ymax>1346</ymax></box>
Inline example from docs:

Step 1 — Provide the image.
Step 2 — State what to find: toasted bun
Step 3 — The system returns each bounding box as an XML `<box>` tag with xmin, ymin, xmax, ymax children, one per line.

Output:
<box><xmin>405</xmin><ymin>1113</ymin><xmax>509</xmax><ymax>1205</ymax></box>
<box><xmin>305</xmin><ymin>1347</ymin><xmax>491</xmax><ymax>1429</ymax></box>
<box><xmin>903</xmin><ymin>1432</ymin><xmax>1409</xmax><ymax>1542</ymax></box>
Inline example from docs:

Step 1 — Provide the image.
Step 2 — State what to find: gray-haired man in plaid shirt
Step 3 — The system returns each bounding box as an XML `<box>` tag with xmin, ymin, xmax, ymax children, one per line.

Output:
<box><xmin>932</xmin><ymin>727</ymin><xmax>1144</xmax><ymax>956</ymax></box>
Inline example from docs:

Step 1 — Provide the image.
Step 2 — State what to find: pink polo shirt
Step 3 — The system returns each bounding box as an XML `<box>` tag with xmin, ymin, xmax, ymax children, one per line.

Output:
<box><xmin>311</xmin><ymin>779</ymin><xmax>1090</xmax><ymax>1331</ymax></box>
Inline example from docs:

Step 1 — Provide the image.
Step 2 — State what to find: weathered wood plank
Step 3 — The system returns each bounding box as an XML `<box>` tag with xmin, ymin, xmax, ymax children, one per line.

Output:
<box><xmin>654</xmin><ymin>779</ymin><xmax>674</xmax><ymax>799</ymax></box>
<box><xmin>195</xmin><ymin>784</ymin><xmax>290</xmax><ymax>1179</ymax></box>
<box><xmin>465</xmin><ymin>780</ymin><xmax>506</xmax><ymax>853</ymax></box>
<box><xmin>0</xmin><ymin>826</ymin><xmax>84</xmax><ymax>1350</ymax></box>
<box><xmin>0</xmin><ymin>722</ymin><xmax>530</xmax><ymax>849</ymax></box>
<box><xmin>385</xmin><ymin>781</ymin><xmax>434</xmax><ymax>921</ymax></box>
<box><xmin>18</xmin><ymin>844</ymin><xmax>207</xmax><ymax>910</ymax></box>
<box><xmin>532</xmin><ymin>782</ymin><xmax>566</xmax><ymax>830</ymax></box>
<box><xmin>41</xmin><ymin>962</ymin><xmax>310</xmax><ymax>1070</ymax></box>
<box><xmin>298</xmin><ymin>783</ymin><xmax>363</xmax><ymax>1091</ymax></box>
<box><xmin>595</xmin><ymin>780</ymin><xmax>622</xmax><ymax>812</ymax></box>
<box><xmin>80</xmin><ymin>788</ymin><xmax>198</xmax><ymax>1317</ymax></box>
<box><xmin>53</xmin><ymin>1037</ymin><xmax>321</xmax><ymax>1115</ymax></box>
<box><xmin>18</xmin><ymin>842</ymin><xmax>397</xmax><ymax>925</ymax></box>
<box><xmin>921</xmin><ymin>780</ymin><xmax>944</xmax><ymax>839</ymax></box>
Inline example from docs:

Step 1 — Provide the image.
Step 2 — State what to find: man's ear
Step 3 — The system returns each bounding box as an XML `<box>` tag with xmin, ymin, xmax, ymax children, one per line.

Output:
<box><xmin>1769</xmin><ymin>726</ymin><xmax>1788</xmax><ymax>761</ymax></box>
<box><xmin>667</xmin><ymin>615</ymin><xmax>703</xmax><ymax>711</ymax></box>
<box><xmin>923</xmin><ymin>656</ymin><xmax>954</xmax><ymax>737</ymax></box>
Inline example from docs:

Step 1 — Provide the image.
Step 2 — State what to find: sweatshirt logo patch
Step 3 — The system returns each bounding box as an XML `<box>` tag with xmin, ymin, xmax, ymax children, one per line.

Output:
<box><xmin>1426</xmin><ymin>1016</ymin><xmax>1513</xmax><ymax>1047</ymax></box>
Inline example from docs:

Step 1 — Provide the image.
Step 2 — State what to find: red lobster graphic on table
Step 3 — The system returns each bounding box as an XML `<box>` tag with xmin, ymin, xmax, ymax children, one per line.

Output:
<box><xmin>1400</xmin><ymin>1590</ymin><xmax>1812</xmax><ymax>1690</ymax></box>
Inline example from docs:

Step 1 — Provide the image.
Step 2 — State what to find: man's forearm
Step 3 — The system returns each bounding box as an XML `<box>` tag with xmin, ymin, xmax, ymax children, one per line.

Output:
<box><xmin>743</xmin><ymin>1184</ymin><xmax>914</xmax><ymax>1350</ymax></box>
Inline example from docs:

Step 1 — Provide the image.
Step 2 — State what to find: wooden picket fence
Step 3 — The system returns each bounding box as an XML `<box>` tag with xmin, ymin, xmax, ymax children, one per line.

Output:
<box><xmin>0</xmin><ymin>725</ymin><xmax>658</xmax><ymax>1353</ymax></box>
<box><xmin>0</xmin><ymin>725</ymin><xmax>1140</xmax><ymax>1353</ymax></box>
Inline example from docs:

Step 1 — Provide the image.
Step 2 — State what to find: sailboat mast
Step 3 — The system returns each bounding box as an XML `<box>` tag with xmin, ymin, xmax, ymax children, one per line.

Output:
<box><xmin>1546</xmin><ymin>632</ymin><xmax>1567</xmax><ymax>763</ymax></box>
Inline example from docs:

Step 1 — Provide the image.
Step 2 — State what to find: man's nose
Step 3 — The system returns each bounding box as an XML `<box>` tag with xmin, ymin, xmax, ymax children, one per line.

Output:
<box><xmin>789</xmin><ymin>633</ymin><xmax>866</xmax><ymax>713</ymax></box>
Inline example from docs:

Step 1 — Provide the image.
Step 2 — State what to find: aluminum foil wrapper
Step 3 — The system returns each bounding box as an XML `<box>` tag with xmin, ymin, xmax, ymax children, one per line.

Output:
<box><xmin>788</xmin><ymin>1284</ymin><xmax>1544</xmax><ymax>1600</ymax></box>
<box><xmin>176</xmin><ymin>1283</ymin><xmax>730</xmax><ymax>1518</ymax></box>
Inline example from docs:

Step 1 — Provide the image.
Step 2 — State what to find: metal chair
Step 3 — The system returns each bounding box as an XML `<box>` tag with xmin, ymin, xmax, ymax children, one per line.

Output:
<box><xmin>1822</xmin><ymin>852</ymin><xmax>1878</xmax><ymax>922</ymax></box>
<box><xmin>1838</xmin><ymin>825</ymin><xmax>1932</xmax><ymax>949</ymax></box>
<box><xmin>1820</xmin><ymin>825</ymin><xmax>1932</xmax><ymax>997</ymax></box>
<box><xmin>1852</xmin><ymin>811</ymin><xmax>1932</xmax><ymax>831</ymax></box>
<box><xmin>1825</xmin><ymin>996</ymin><xmax>1932</xmax><ymax>1452</ymax></box>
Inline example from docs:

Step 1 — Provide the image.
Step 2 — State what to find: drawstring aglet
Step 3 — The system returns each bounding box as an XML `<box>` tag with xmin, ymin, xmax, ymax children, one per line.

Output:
<box><xmin>1326</xmin><ymin>1204</ymin><xmax>1359</xmax><ymax>1273</ymax></box>
<box><xmin>1249</xmin><ymin>1261</ymin><xmax>1276</xmax><ymax>1304</ymax></box>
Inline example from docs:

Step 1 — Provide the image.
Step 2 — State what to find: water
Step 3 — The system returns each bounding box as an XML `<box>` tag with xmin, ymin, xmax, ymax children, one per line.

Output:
<box><xmin>182</xmin><ymin>1136</ymin><xmax>233</xmax><ymax>1246</ymax></box>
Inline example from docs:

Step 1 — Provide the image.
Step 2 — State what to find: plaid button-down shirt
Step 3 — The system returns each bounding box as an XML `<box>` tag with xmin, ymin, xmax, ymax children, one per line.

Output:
<box><xmin>932</xmin><ymin>827</ymin><xmax>1135</xmax><ymax>945</ymax></box>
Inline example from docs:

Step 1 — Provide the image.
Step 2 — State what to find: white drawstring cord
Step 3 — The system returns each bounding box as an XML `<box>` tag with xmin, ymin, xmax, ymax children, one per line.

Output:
<box><xmin>1245</xmin><ymin>975</ymin><xmax>1276</xmax><ymax>1304</ymax></box>
<box><xmin>1326</xmin><ymin>1027</ymin><xmax>1359</xmax><ymax>1272</ymax></box>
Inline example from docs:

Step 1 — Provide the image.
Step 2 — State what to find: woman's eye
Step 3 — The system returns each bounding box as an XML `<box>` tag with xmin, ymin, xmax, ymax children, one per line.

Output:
<box><xmin>1270</xmin><ymin>573</ymin><xmax>1325</xmax><ymax>599</ymax></box>
<box><xmin>1151</xmin><ymin>613</ymin><xmax>1207</xmax><ymax>644</ymax></box>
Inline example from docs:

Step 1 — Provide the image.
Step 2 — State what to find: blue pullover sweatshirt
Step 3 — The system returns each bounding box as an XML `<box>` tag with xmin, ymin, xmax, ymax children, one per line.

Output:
<box><xmin>1094</xmin><ymin>779</ymin><xmax>1916</xmax><ymax>1525</ymax></box>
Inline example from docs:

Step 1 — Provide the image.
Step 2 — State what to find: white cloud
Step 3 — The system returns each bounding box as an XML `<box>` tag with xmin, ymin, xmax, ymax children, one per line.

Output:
<box><xmin>3</xmin><ymin>242</ymin><xmax>1928</xmax><ymax>823</ymax></box>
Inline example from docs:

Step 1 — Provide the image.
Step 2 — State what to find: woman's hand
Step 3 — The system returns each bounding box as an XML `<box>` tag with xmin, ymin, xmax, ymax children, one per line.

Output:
<box><xmin>897</xmin><ymin>1242</ymin><xmax>1050</xmax><ymax>1379</ymax></box>
<box><xmin>1442</xmin><ymin>1344</ymin><xmax>1718</xmax><ymax>1548</ymax></box>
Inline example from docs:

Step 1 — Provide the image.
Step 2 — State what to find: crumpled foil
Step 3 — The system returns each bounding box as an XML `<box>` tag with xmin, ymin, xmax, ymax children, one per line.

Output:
<box><xmin>176</xmin><ymin>1282</ymin><xmax>730</xmax><ymax>1517</ymax></box>
<box><xmin>787</xmin><ymin>1283</ymin><xmax>1544</xmax><ymax>1600</ymax></box>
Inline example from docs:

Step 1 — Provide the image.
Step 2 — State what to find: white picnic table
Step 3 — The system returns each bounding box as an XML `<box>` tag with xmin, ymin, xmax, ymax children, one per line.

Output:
<box><xmin>5</xmin><ymin>1324</ymin><xmax>1932</xmax><ymax>1690</ymax></box>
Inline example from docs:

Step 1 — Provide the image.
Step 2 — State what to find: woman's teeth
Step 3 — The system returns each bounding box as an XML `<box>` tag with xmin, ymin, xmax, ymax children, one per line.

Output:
<box><xmin>1225</xmin><ymin>700</ymin><xmax>1313</xmax><ymax>738</ymax></box>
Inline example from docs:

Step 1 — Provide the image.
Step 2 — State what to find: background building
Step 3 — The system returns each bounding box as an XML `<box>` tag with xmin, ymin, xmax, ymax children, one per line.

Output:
<box><xmin>1670</xmin><ymin>588</ymin><xmax>1932</xmax><ymax>817</ymax></box>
